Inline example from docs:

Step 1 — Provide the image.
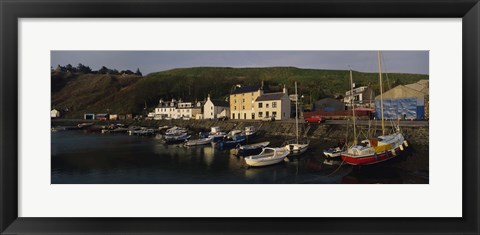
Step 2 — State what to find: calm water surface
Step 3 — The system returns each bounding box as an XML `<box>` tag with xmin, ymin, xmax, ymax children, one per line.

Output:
<box><xmin>51</xmin><ymin>131</ymin><xmax>427</xmax><ymax>184</ymax></box>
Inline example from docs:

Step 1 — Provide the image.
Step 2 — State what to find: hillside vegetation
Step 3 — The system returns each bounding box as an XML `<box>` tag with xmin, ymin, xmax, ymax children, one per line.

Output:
<box><xmin>51</xmin><ymin>67</ymin><xmax>428</xmax><ymax>118</ymax></box>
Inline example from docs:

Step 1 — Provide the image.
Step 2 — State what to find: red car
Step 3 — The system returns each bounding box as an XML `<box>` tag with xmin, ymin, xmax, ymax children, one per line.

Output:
<box><xmin>305</xmin><ymin>115</ymin><xmax>325</xmax><ymax>124</ymax></box>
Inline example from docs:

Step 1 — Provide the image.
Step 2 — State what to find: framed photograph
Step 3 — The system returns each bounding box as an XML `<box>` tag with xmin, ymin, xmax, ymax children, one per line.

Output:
<box><xmin>1</xmin><ymin>0</ymin><xmax>478</xmax><ymax>234</ymax></box>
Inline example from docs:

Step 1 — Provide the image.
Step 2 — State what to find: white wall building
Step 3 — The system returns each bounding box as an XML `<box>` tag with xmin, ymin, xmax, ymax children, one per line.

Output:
<box><xmin>203</xmin><ymin>95</ymin><xmax>230</xmax><ymax>119</ymax></box>
<box><xmin>50</xmin><ymin>109</ymin><xmax>61</xmax><ymax>118</ymax></box>
<box><xmin>254</xmin><ymin>87</ymin><xmax>291</xmax><ymax>120</ymax></box>
<box><xmin>154</xmin><ymin>99</ymin><xmax>178</xmax><ymax>119</ymax></box>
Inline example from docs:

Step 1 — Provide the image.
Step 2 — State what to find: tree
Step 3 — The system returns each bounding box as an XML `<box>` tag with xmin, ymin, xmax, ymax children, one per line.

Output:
<box><xmin>98</xmin><ymin>66</ymin><xmax>109</xmax><ymax>74</ymax></box>
<box><xmin>65</xmin><ymin>64</ymin><xmax>75</xmax><ymax>72</ymax></box>
<box><xmin>135</xmin><ymin>68</ymin><xmax>142</xmax><ymax>76</ymax></box>
<box><xmin>77</xmin><ymin>63</ymin><xmax>92</xmax><ymax>74</ymax></box>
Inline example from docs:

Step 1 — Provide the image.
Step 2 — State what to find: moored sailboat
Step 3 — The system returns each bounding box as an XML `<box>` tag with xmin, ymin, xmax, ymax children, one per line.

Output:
<box><xmin>341</xmin><ymin>51</ymin><xmax>408</xmax><ymax>165</ymax></box>
<box><xmin>283</xmin><ymin>81</ymin><xmax>309</xmax><ymax>156</ymax></box>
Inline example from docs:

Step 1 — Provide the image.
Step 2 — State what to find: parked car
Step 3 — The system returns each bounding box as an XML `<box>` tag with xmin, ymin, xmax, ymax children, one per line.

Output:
<box><xmin>305</xmin><ymin>115</ymin><xmax>325</xmax><ymax>124</ymax></box>
<box><xmin>261</xmin><ymin>117</ymin><xmax>275</xmax><ymax>122</ymax></box>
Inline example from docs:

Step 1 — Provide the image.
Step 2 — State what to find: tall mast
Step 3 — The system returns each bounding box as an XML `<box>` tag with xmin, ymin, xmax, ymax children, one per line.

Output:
<box><xmin>349</xmin><ymin>69</ymin><xmax>357</xmax><ymax>145</ymax></box>
<box><xmin>378</xmin><ymin>51</ymin><xmax>385</xmax><ymax>135</ymax></box>
<box><xmin>295</xmin><ymin>82</ymin><xmax>299</xmax><ymax>144</ymax></box>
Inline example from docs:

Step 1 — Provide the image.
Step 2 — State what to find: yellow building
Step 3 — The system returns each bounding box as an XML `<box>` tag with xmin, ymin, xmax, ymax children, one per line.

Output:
<box><xmin>229</xmin><ymin>84</ymin><xmax>263</xmax><ymax>120</ymax></box>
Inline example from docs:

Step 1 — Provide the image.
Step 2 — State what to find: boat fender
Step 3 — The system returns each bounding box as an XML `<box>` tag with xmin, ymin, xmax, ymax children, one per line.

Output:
<box><xmin>399</xmin><ymin>145</ymin><xmax>404</xmax><ymax>151</ymax></box>
<box><xmin>403</xmin><ymin>140</ymin><xmax>409</xmax><ymax>147</ymax></box>
<box><xmin>391</xmin><ymin>149</ymin><xmax>396</xmax><ymax>156</ymax></box>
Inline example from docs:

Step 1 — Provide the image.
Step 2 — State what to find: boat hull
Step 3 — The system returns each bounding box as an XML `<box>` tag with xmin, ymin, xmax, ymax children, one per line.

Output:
<box><xmin>341</xmin><ymin>146</ymin><xmax>403</xmax><ymax>165</ymax></box>
<box><xmin>245</xmin><ymin>157</ymin><xmax>285</xmax><ymax>167</ymax></box>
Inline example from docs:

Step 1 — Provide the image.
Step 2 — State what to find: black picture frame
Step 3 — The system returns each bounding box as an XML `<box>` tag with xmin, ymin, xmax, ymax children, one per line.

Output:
<box><xmin>1</xmin><ymin>0</ymin><xmax>479</xmax><ymax>234</ymax></box>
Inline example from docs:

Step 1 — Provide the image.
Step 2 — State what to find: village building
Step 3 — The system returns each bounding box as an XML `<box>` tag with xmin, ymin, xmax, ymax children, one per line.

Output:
<box><xmin>176</xmin><ymin>101</ymin><xmax>203</xmax><ymax>119</ymax></box>
<box><xmin>203</xmin><ymin>95</ymin><xmax>230</xmax><ymax>119</ymax></box>
<box><xmin>50</xmin><ymin>109</ymin><xmax>61</xmax><ymax>118</ymax></box>
<box><xmin>229</xmin><ymin>84</ymin><xmax>263</xmax><ymax>120</ymax></box>
<box><xmin>374</xmin><ymin>80</ymin><xmax>429</xmax><ymax>120</ymax></box>
<box><xmin>343</xmin><ymin>85</ymin><xmax>375</xmax><ymax>108</ymax></box>
<box><xmin>154</xmin><ymin>99</ymin><xmax>179</xmax><ymax>120</ymax></box>
<box><xmin>313</xmin><ymin>97</ymin><xmax>345</xmax><ymax>111</ymax></box>
<box><xmin>154</xmin><ymin>98</ymin><xmax>204</xmax><ymax>119</ymax></box>
<box><xmin>254</xmin><ymin>86</ymin><xmax>291</xmax><ymax>120</ymax></box>
<box><xmin>96</xmin><ymin>114</ymin><xmax>109</xmax><ymax>121</ymax></box>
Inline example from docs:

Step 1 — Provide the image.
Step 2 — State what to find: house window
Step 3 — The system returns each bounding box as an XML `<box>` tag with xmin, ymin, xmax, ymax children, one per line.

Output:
<box><xmin>211</xmin><ymin>112</ymin><xmax>213</xmax><ymax>116</ymax></box>
<box><xmin>266</xmin><ymin>103</ymin><xmax>269</xmax><ymax>108</ymax></box>
<box><xmin>234</xmin><ymin>100</ymin><xmax>236</xmax><ymax>103</ymax></box>
<box><xmin>266</xmin><ymin>111</ymin><xmax>269</xmax><ymax>117</ymax></box>
<box><xmin>252</xmin><ymin>113</ymin><xmax>255</xmax><ymax>119</ymax></box>
<box><xmin>234</xmin><ymin>106</ymin><xmax>236</xmax><ymax>110</ymax></box>
<box><xmin>211</xmin><ymin>106</ymin><xmax>213</xmax><ymax>110</ymax></box>
<box><xmin>272</xmin><ymin>111</ymin><xmax>277</xmax><ymax>117</ymax></box>
<box><xmin>251</xmin><ymin>92</ymin><xmax>254</xmax><ymax>96</ymax></box>
<box><xmin>258</xmin><ymin>112</ymin><xmax>263</xmax><ymax>118</ymax></box>
<box><xmin>242</xmin><ymin>106</ymin><xmax>245</xmax><ymax>110</ymax></box>
<box><xmin>272</xmin><ymin>102</ymin><xmax>277</xmax><ymax>108</ymax></box>
<box><xmin>258</xmin><ymin>102</ymin><xmax>263</xmax><ymax>108</ymax></box>
<box><xmin>243</xmin><ymin>99</ymin><xmax>245</xmax><ymax>102</ymax></box>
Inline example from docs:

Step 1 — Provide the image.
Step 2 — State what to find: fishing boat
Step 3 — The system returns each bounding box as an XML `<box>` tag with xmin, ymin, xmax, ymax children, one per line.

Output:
<box><xmin>244</xmin><ymin>126</ymin><xmax>257</xmax><ymax>138</ymax></box>
<box><xmin>283</xmin><ymin>81</ymin><xmax>309</xmax><ymax>156</ymax></box>
<box><xmin>199</xmin><ymin>126</ymin><xmax>223</xmax><ymax>138</ymax></box>
<box><xmin>341</xmin><ymin>51</ymin><xmax>408</xmax><ymax>166</ymax></box>
<box><xmin>164</xmin><ymin>133</ymin><xmax>191</xmax><ymax>144</ymax></box>
<box><xmin>165</xmin><ymin>126</ymin><xmax>187</xmax><ymax>135</ymax></box>
<box><xmin>185</xmin><ymin>136</ymin><xmax>213</xmax><ymax>146</ymax></box>
<box><xmin>244</xmin><ymin>147</ymin><xmax>290</xmax><ymax>167</ymax></box>
<box><xmin>235</xmin><ymin>141</ymin><xmax>270</xmax><ymax>156</ymax></box>
<box><xmin>216</xmin><ymin>135</ymin><xmax>247</xmax><ymax>149</ymax></box>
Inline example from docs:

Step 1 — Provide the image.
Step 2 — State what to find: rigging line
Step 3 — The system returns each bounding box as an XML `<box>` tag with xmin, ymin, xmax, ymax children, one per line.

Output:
<box><xmin>381</xmin><ymin>52</ymin><xmax>392</xmax><ymax>90</ymax></box>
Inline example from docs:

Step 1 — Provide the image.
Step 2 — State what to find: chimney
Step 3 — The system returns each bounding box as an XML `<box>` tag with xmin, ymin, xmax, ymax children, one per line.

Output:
<box><xmin>283</xmin><ymin>84</ymin><xmax>287</xmax><ymax>94</ymax></box>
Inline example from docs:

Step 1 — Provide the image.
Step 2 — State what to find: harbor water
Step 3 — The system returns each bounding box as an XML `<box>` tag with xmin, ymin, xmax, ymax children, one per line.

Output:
<box><xmin>51</xmin><ymin>130</ymin><xmax>428</xmax><ymax>184</ymax></box>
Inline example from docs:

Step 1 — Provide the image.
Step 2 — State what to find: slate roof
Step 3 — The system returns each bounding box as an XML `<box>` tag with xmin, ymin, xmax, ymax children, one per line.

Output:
<box><xmin>255</xmin><ymin>92</ymin><xmax>286</xmax><ymax>101</ymax></box>
<box><xmin>231</xmin><ymin>84</ymin><xmax>262</xmax><ymax>95</ymax></box>
<box><xmin>211</xmin><ymin>100</ymin><xmax>229</xmax><ymax>107</ymax></box>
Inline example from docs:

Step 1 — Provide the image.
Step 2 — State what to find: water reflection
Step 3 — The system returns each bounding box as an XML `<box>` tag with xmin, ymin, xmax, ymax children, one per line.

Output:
<box><xmin>51</xmin><ymin>131</ymin><xmax>427</xmax><ymax>184</ymax></box>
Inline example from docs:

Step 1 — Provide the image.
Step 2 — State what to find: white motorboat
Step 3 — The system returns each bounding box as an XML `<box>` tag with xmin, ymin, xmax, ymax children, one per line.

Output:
<box><xmin>244</xmin><ymin>147</ymin><xmax>290</xmax><ymax>167</ymax></box>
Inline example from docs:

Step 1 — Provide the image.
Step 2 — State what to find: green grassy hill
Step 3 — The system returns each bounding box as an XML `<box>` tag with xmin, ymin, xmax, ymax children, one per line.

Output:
<box><xmin>51</xmin><ymin>67</ymin><xmax>428</xmax><ymax>118</ymax></box>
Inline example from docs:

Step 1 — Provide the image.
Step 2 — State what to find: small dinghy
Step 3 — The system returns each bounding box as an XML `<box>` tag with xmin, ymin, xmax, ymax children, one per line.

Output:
<box><xmin>164</xmin><ymin>133</ymin><xmax>191</xmax><ymax>144</ymax></box>
<box><xmin>244</xmin><ymin>147</ymin><xmax>290</xmax><ymax>167</ymax></box>
<box><xmin>185</xmin><ymin>137</ymin><xmax>213</xmax><ymax>146</ymax></box>
<box><xmin>236</xmin><ymin>141</ymin><xmax>270</xmax><ymax>156</ymax></box>
<box><xmin>323</xmin><ymin>147</ymin><xmax>343</xmax><ymax>158</ymax></box>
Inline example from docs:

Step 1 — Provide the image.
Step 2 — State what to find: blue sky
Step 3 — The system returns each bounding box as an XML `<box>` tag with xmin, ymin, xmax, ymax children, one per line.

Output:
<box><xmin>51</xmin><ymin>51</ymin><xmax>429</xmax><ymax>75</ymax></box>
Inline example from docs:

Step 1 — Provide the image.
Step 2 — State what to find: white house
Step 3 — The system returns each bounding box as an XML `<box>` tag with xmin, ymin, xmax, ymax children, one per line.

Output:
<box><xmin>254</xmin><ymin>86</ymin><xmax>291</xmax><ymax>120</ymax></box>
<box><xmin>154</xmin><ymin>99</ymin><xmax>178</xmax><ymax>120</ymax></box>
<box><xmin>203</xmin><ymin>95</ymin><xmax>230</xmax><ymax>119</ymax></box>
<box><xmin>344</xmin><ymin>85</ymin><xmax>375</xmax><ymax>108</ymax></box>
<box><xmin>154</xmin><ymin>99</ymin><xmax>204</xmax><ymax>119</ymax></box>
<box><xmin>50</xmin><ymin>109</ymin><xmax>61</xmax><ymax>118</ymax></box>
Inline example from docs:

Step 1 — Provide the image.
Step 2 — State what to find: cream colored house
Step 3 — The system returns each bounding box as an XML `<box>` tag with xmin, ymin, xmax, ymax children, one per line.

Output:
<box><xmin>154</xmin><ymin>99</ymin><xmax>178</xmax><ymax>119</ymax></box>
<box><xmin>203</xmin><ymin>95</ymin><xmax>230</xmax><ymax>119</ymax></box>
<box><xmin>50</xmin><ymin>109</ymin><xmax>61</xmax><ymax>118</ymax></box>
<box><xmin>229</xmin><ymin>84</ymin><xmax>263</xmax><ymax>120</ymax></box>
<box><xmin>254</xmin><ymin>87</ymin><xmax>291</xmax><ymax>120</ymax></box>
